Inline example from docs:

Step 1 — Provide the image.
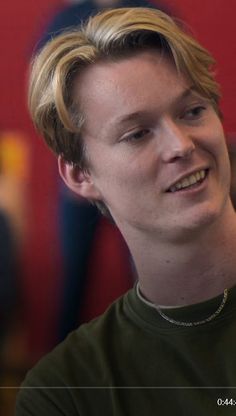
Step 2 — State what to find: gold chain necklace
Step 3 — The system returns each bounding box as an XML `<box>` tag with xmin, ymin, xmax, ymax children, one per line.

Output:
<box><xmin>136</xmin><ymin>282</ymin><xmax>228</xmax><ymax>327</ymax></box>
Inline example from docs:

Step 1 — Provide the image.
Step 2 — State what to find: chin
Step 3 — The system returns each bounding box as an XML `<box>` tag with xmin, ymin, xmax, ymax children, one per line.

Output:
<box><xmin>165</xmin><ymin>199</ymin><xmax>230</xmax><ymax>244</ymax></box>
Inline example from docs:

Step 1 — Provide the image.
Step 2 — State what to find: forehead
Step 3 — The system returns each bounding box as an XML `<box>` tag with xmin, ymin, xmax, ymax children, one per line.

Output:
<box><xmin>73</xmin><ymin>51</ymin><xmax>190</xmax><ymax>136</ymax></box>
<box><xmin>75</xmin><ymin>50</ymin><xmax>180</xmax><ymax>100</ymax></box>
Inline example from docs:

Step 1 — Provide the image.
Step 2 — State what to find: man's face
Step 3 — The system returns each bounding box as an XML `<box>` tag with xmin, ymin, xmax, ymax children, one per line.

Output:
<box><xmin>74</xmin><ymin>51</ymin><xmax>231</xmax><ymax>242</ymax></box>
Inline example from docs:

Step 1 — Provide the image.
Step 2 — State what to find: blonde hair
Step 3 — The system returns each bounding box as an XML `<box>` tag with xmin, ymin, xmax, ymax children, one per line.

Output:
<box><xmin>29</xmin><ymin>7</ymin><xmax>220</xmax><ymax>165</ymax></box>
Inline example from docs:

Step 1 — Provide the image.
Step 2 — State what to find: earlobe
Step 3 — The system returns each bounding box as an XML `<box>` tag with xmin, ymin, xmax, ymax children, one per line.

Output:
<box><xmin>58</xmin><ymin>156</ymin><xmax>102</xmax><ymax>200</ymax></box>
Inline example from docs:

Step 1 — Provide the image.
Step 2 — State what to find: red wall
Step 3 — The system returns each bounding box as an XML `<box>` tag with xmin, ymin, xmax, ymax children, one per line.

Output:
<box><xmin>0</xmin><ymin>0</ymin><xmax>235</xmax><ymax>360</ymax></box>
<box><xmin>0</xmin><ymin>0</ymin><xmax>65</xmax><ymax>359</ymax></box>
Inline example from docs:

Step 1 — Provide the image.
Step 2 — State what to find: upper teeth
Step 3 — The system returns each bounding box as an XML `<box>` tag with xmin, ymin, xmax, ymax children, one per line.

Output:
<box><xmin>169</xmin><ymin>170</ymin><xmax>206</xmax><ymax>193</ymax></box>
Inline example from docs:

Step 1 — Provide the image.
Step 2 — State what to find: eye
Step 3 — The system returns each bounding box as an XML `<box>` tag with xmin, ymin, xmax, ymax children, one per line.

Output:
<box><xmin>122</xmin><ymin>128</ymin><xmax>150</xmax><ymax>143</ymax></box>
<box><xmin>182</xmin><ymin>105</ymin><xmax>207</xmax><ymax>121</ymax></box>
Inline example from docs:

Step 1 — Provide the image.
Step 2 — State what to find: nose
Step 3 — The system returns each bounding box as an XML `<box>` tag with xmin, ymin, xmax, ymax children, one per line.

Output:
<box><xmin>161</xmin><ymin>118</ymin><xmax>195</xmax><ymax>163</ymax></box>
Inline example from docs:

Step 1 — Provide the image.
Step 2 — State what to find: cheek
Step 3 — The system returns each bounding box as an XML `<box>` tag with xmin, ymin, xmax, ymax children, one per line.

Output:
<box><xmin>204</xmin><ymin>119</ymin><xmax>228</xmax><ymax>162</ymax></box>
<box><xmin>94</xmin><ymin>158</ymin><xmax>152</xmax><ymax>207</ymax></box>
<box><xmin>211</xmin><ymin>131</ymin><xmax>231</xmax><ymax>185</ymax></box>
<box><xmin>86</xmin><ymin>138</ymin><xmax>160</xmax><ymax>202</ymax></box>
<box><xmin>215</xmin><ymin>133</ymin><xmax>230</xmax><ymax>165</ymax></box>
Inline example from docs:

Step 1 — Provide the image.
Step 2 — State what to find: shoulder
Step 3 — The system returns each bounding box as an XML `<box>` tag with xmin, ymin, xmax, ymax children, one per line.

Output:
<box><xmin>15</xmin><ymin>293</ymin><xmax>130</xmax><ymax>414</ymax></box>
<box><xmin>26</xmin><ymin>294</ymin><xmax>127</xmax><ymax>383</ymax></box>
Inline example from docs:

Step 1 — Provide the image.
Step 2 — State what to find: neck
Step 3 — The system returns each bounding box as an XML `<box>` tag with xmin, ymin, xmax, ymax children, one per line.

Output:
<box><xmin>118</xmin><ymin>201</ymin><xmax>236</xmax><ymax>307</ymax></box>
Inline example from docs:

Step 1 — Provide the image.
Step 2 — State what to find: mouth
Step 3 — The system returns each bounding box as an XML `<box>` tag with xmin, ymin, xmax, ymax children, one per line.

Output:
<box><xmin>167</xmin><ymin>169</ymin><xmax>209</xmax><ymax>193</ymax></box>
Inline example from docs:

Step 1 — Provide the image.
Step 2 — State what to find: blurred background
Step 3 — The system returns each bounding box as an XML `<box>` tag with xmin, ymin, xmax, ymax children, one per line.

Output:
<box><xmin>0</xmin><ymin>0</ymin><xmax>236</xmax><ymax>414</ymax></box>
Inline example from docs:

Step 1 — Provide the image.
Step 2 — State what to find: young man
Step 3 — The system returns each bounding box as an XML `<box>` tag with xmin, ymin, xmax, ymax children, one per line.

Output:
<box><xmin>16</xmin><ymin>7</ymin><xmax>236</xmax><ymax>415</ymax></box>
<box><xmin>37</xmin><ymin>0</ymin><xmax>169</xmax><ymax>343</ymax></box>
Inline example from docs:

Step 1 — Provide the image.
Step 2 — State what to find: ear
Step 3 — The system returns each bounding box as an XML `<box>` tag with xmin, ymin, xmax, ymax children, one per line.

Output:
<box><xmin>58</xmin><ymin>156</ymin><xmax>102</xmax><ymax>200</ymax></box>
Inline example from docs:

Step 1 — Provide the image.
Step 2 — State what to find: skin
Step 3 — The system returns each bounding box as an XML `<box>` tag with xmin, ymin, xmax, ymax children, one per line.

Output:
<box><xmin>60</xmin><ymin>51</ymin><xmax>236</xmax><ymax>306</ymax></box>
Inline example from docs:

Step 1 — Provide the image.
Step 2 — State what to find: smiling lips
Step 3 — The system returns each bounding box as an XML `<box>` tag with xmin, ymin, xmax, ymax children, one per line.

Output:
<box><xmin>168</xmin><ymin>169</ymin><xmax>207</xmax><ymax>193</ymax></box>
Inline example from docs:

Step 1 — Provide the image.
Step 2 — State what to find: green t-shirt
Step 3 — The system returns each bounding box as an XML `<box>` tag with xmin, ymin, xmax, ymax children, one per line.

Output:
<box><xmin>16</xmin><ymin>286</ymin><xmax>236</xmax><ymax>415</ymax></box>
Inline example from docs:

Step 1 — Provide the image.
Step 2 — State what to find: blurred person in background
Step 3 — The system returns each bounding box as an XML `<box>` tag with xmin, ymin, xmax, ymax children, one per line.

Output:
<box><xmin>0</xmin><ymin>134</ymin><xmax>21</xmax><ymax>367</ymax></box>
<box><xmin>0</xmin><ymin>209</ymin><xmax>17</xmax><ymax>346</ymax></box>
<box><xmin>37</xmin><ymin>0</ymin><xmax>170</xmax><ymax>342</ymax></box>
<box><xmin>16</xmin><ymin>7</ymin><xmax>236</xmax><ymax>415</ymax></box>
<box><xmin>0</xmin><ymin>132</ymin><xmax>29</xmax><ymax>386</ymax></box>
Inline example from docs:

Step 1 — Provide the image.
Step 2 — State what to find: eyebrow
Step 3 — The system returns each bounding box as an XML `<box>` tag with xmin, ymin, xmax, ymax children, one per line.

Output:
<box><xmin>110</xmin><ymin>86</ymin><xmax>199</xmax><ymax>128</ymax></box>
